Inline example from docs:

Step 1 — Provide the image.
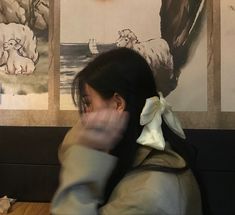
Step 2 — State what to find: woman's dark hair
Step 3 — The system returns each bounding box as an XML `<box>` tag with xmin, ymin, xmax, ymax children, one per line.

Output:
<box><xmin>72</xmin><ymin>47</ymin><xmax>156</xmax><ymax>201</ymax></box>
<box><xmin>71</xmin><ymin>47</ymin><xmax>194</xmax><ymax>203</ymax></box>
<box><xmin>72</xmin><ymin>48</ymin><xmax>157</xmax><ymax>153</ymax></box>
<box><xmin>72</xmin><ymin>47</ymin><xmax>156</xmax><ymax>115</ymax></box>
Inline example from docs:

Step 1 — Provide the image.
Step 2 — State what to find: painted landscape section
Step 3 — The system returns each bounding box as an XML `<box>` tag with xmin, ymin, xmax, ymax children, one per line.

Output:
<box><xmin>0</xmin><ymin>0</ymin><xmax>49</xmax><ymax>110</ymax></box>
<box><xmin>60</xmin><ymin>42</ymin><xmax>115</xmax><ymax>110</ymax></box>
<box><xmin>60</xmin><ymin>0</ymin><xmax>206</xmax><ymax>112</ymax></box>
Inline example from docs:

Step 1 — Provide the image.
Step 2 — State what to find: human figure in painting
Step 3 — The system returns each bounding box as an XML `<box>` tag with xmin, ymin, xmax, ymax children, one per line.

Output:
<box><xmin>51</xmin><ymin>48</ymin><xmax>202</xmax><ymax>214</ymax></box>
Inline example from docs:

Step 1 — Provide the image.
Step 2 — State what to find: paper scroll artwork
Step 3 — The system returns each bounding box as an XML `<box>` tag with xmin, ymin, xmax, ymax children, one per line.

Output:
<box><xmin>0</xmin><ymin>0</ymin><xmax>49</xmax><ymax>110</ymax></box>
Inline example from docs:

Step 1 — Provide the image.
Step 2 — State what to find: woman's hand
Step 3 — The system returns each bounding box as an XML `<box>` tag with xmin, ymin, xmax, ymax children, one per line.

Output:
<box><xmin>60</xmin><ymin>109</ymin><xmax>129</xmax><ymax>156</ymax></box>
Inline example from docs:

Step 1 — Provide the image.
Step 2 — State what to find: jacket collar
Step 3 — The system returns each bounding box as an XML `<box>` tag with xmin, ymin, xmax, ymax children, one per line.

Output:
<box><xmin>133</xmin><ymin>142</ymin><xmax>187</xmax><ymax>169</ymax></box>
<box><xmin>133</xmin><ymin>145</ymin><xmax>152</xmax><ymax>167</ymax></box>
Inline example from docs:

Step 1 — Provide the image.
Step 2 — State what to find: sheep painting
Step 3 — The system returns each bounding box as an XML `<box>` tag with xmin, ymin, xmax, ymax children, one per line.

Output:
<box><xmin>60</xmin><ymin>0</ymin><xmax>205</xmax><ymax>111</ymax></box>
<box><xmin>3</xmin><ymin>38</ymin><xmax>35</xmax><ymax>75</ymax></box>
<box><xmin>116</xmin><ymin>28</ymin><xmax>175</xmax><ymax>96</ymax></box>
<box><xmin>0</xmin><ymin>0</ymin><xmax>49</xmax><ymax>110</ymax></box>
<box><xmin>0</xmin><ymin>23</ymin><xmax>38</xmax><ymax>76</ymax></box>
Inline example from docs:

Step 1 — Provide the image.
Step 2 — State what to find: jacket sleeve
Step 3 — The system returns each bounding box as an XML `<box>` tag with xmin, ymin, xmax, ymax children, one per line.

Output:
<box><xmin>51</xmin><ymin>144</ymin><xmax>117</xmax><ymax>215</ymax></box>
<box><xmin>51</xmin><ymin>145</ymin><xmax>159</xmax><ymax>215</ymax></box>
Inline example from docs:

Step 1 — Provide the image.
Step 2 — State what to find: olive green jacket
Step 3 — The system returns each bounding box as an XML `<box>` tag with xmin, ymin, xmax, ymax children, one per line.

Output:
<box><xmin>51</xmin><ymin>143</ymin><xmax>202</xmax><ymax>215</ymax></box>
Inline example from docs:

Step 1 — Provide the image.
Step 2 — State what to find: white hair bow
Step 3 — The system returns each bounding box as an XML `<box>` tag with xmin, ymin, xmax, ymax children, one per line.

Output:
<box><xmin>136</xmin><ymin>93</ymin><xmax>186</xmax><ymax>151</ymax></box>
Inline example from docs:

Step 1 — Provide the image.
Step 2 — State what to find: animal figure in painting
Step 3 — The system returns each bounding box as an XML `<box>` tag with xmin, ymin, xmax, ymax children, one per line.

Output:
<box><xmin>116</xmin><ymin>28</ymin><xmax>174</xmax><ymax>96</ymax></box>
<box><xmin>115</xmin><ymin>0</ymin><xmax>205</xmax><ymax>96</ymax></box>
<box><xmin>3</xmin><ymin>38</ymin><xmax>35</xmax><ymax>75</ymax></box>
<box><xmin>0</xmin><ymin>23</ymin><xmax>38</xmax><ymax>66</ymax></box>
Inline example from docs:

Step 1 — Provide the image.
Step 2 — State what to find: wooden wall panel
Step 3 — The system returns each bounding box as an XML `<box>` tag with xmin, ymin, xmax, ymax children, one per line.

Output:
<box><xmin>0</xmin><ymin>126</ymin><xmax>235</xmax><ymax>214</ymax></box>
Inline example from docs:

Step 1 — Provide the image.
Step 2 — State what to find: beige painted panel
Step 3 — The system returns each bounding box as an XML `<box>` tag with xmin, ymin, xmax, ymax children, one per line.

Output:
<box><xmin>221</xmin><ymin>0</ymin><xmax>235</xmax><ymax>111</ymax></box>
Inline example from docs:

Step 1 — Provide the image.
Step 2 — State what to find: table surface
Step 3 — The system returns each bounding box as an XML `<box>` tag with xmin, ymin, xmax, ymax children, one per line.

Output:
<box><xmin>7</xmin><ymin>202</ymin><xmax>50</xmax><ymax>215</ymax></box>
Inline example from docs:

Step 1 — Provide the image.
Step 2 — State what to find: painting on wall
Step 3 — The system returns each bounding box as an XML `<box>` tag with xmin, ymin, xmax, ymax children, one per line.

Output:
<box><xmin>0</xmin><ymin>0</ymin><xmax>49</xmax><ymax>110</ymax></box>
<box><xmin>60</xmin><ymin>0</ymin><xmax>206</xmax><ymax>112</ymax></box>
<box><xmin>1</xmin><ymin>0</ymin><xmax>234</xmax><ymax>128</ymax></box>
<box><xmin>221</xmin><ymin>0</ymin><xmax>235</xmax><ymax>112</ymax></box>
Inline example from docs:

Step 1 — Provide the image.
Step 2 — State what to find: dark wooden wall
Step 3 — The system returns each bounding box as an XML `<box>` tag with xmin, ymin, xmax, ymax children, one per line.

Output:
<box><xmin>0</xmin><ymin>127</ymin><xmax>235</xmax><ymax>215</ymax></box>
<box><xmin>0</xmin><ymin>127</ymin><xmax>68</xmax><ymax>202</ymax></box>
<box><xmin>184</xmin><ymin>129</ymin><xmax>235</xmax><ymax>215</ymax></box>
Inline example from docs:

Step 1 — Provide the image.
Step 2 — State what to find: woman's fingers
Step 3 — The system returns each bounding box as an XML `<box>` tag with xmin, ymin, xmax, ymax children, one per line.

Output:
<box><xmin>81</xmin><ymin>109</ymin><xmax>129</xmax><ymax>151</ymax></box>
<box><xmin>60</xmin><ymin>109</ymin><xmax>129</xmax><ymax>154</ymax></box>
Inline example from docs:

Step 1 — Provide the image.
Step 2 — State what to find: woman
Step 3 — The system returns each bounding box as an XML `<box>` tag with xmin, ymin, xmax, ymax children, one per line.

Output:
<box><xmin>51</xmin><ymin>48</ymin><xmax>202</xmax><ymax>214</ymax></box>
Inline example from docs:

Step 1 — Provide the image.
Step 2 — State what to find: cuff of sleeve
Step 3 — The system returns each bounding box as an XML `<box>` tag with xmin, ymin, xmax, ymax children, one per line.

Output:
<box><xmin>60</xmin><ymin>145</ymin><xmax>117</xmax><ymax>191</ymax></box>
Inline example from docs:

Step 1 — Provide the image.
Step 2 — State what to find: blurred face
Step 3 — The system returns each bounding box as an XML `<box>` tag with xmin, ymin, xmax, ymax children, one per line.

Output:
<box><xmin>81</xmin><ymin>84</ymin><xmax>116</xmax><ymax>113</ymax></box>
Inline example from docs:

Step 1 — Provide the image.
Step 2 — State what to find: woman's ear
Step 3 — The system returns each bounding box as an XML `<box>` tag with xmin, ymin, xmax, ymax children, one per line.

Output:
<box><xmin>112</xmin><ymin>93</ymin><xmax>126</xmax><ymax>112</ymax></box>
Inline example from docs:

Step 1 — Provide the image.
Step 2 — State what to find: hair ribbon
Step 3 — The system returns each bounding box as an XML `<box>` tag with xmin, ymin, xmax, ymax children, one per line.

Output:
<box><xmin>136</xmin><ymin>92</ymin><xmax>186</xmax><ymax>150</ymax></box>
